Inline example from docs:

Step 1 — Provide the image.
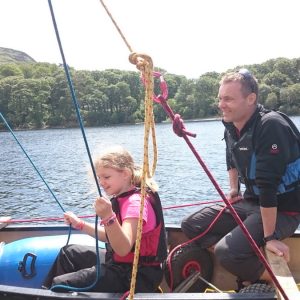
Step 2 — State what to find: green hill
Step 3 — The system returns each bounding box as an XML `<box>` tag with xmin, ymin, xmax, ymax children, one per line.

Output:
<box><xmin>0</xmin><ymin>47</ymin><xmax>36</xmax><ymax>64</ymax></box>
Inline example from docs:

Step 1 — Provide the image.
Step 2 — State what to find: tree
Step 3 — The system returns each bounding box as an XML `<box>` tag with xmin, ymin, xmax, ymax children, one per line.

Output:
<box><xmin>194</xmin><ymin>75</ymin><xmax>219</xmax><ymax>118</ymax></box>
<box><xmin>274</xmin><ymin>58</ymin><xmax>298</xmax><ymax>83</ymax></box>
<box><xmin>6</xmin><ymin>78</ymin><xmax>51</xmax><ymax>128</ymax></box>
<box><xmin>0</xmin><ymin>76</ymin><xmax>19</xmax><ymax>117</ymax></box>
<box><xmin>0</xmin><ymin>64</ymin><xmax>23</xmax><ymax>79</ymax></box>
<box><xmin>173</xmin><ymin>78</ymin><xmax>195</xmax><ymax>118</ymax></box>
<box><xmin>264</xmin><ymin>92</ymin><xmax>279</xmax><ymax>110</ymax></box>
<box><xmin>0</xmin><ymin>56</ymin><xmax>299</xmax><ymax>129</ymax></box>
<box><xmin>47</xmin><ymin>69</ymin><xmax>74</xmax><ymax>127</ymax></box>
<box><xmin>258</xmin><ymin>83</ymin><xmax>272</xmax><ymax>105</ymax></box>
<box><xmin>263</xmin><ymin>70</ymin><xmax>292</xmax><ymax>88</ymax></box>
<box><xmin>280</xmin><ymin>84</ymin><xmax>300</xmax><ymax>115</ymax></box>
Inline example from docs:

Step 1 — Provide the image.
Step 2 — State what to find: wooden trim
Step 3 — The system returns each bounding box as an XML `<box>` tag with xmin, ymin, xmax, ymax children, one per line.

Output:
<box><xmin>265</xmin><ymin>249</ymin><xmax>300</xmax><ymax>299</ymax></box>
<box><xmin>0</xmin><ymin>217</ymin><xmax>11</xmax><ymax>230</ymax></box>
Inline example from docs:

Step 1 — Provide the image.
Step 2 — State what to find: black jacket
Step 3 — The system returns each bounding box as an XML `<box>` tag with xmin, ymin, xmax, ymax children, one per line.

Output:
<box><xmin>223</xmin><ymin>104</ymin><xmax>300</xmax><ymax>212</ymax></box>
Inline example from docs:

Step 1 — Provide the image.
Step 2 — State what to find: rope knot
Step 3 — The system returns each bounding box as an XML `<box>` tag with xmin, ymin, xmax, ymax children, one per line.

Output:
<box><xmin>173</xmin><ymin>114</ymin><xmax>197</xmax><ymax>138</ymax></box>
<box><xmin>173</xmin><ymin>114</ymin><xmax>185</xmax><ymax>137</ymax></box>
<box><xmin>129</xmin><ymin>52</ymin><xmax>153</xmax><ymax>72</ymax></box>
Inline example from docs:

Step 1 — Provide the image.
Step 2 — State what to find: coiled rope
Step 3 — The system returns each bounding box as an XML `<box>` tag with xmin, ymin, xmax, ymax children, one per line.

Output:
<box><xmin>98</xmin><ymin>1</ymin><xmax>158</xmax><ymax>299</ymax></box>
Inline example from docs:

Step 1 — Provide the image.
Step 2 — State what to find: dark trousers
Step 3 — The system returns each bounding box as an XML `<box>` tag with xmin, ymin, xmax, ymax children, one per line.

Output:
<box><xmin>43</xmin><ymin>244</ymin><xmax>163</xmax><ymax>293</ymax></box>
<box><xmin>181</xmin><ymin>199</ymin><xmax>300</xmax><ymax>282</ymax></box>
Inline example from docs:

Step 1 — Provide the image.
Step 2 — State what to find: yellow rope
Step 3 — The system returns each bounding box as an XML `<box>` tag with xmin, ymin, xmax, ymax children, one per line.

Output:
<box><xmin>99</xmin><ymin>0</ymin><xmax>133</xmax><ymax>53</ymax></box>
<box><xmin>127</xmin><ymin>53</ymin><xmax>158</xmax><ymax>300</ymax></box>
<box><xmin>98</xmin><ymin>2</ymin><xmax>158</xmax><ymax>298</ymax></box>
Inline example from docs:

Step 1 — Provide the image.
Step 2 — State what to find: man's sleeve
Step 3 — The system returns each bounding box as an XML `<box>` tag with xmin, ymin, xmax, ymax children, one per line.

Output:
<box><xmin>255</xmin><ymin>115</ymin><xmax>293</xmax><ymax>207</ymax></box>
<box><xmin>225</xmin><ymin>130</ymin><xmax>236</xmax><ymax>171</ymax></box>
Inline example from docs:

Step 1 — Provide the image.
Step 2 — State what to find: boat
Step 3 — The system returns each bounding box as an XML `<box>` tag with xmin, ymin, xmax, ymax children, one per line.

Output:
<box><xmin>1</xmin><ymin>217</ymin><xmax>300</xmax><ymax>300</ymax></box>
<box><xmin>1</xmin><ymin>3</ymin><xmax>299</xmax><ymax>298</ymax></box>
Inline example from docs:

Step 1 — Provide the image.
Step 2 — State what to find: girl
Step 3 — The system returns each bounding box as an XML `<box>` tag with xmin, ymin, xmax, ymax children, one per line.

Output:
<box><xmin>43</xmin><ymin>146</ymin><xmax>167</xmax><ymax>293</ymax></box>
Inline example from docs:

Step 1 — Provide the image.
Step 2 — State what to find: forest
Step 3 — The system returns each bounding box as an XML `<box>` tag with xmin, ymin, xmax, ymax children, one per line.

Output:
<box><xmin>0</xmin><ymin>56</ymin><xmax>300</xmax><ymax>129</ymax></box>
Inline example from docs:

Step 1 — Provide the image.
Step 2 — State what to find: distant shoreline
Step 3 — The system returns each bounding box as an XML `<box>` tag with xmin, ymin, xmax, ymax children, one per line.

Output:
<box><xmin>162</xmin><ymin>117</ymin><xmax>222</xmax><ymax>124</ymax></box>
<box><xmin>0</xmin><ymin>117</ymin><xmax>223</xmax><ymax>132</ymax></box>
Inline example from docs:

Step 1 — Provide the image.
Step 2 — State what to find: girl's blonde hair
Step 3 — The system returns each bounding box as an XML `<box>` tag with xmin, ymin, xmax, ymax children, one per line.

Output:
<box><xmin>94</xmin><ymin>146</ymin><xmax>158</xmax><ymax>192</ymax></box>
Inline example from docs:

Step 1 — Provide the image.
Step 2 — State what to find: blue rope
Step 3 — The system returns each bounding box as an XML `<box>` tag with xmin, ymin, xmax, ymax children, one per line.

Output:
<box><xmin>47</xmin><ymin>0</ymin><xmax>102</xmax><ymax>199</ymax></box>
<box><xmin>0</xmin><ymin>112</ymin><xmax>66</xmax><ymax>213</ymax></box>
<box><xmin>0</xmin><ymin>112</ymin><xmax>74</xmax><ymax>244</ymax></box>
<box><xmin>48</xmin><ymin>0</ymin><xmax>102</xmax><ymax>292</ymax></box>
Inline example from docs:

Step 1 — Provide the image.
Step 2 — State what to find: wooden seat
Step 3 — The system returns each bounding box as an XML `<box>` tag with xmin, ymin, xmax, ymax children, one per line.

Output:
<box><xmin>0</xmin><ymin>217</ymin><xmax>11</xmax><ymax>230</ymax></box>
<box><xmin>265</xmin><ymin>249</ymin><xmax>300</xmax><ymax>300</ymax></box>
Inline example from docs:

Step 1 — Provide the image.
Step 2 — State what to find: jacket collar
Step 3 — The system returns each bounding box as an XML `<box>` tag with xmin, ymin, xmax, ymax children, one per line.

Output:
<box><xmin>222</xmin><ymin>104</ymin><xmax>268</xmax><ymax>137</ymax></box>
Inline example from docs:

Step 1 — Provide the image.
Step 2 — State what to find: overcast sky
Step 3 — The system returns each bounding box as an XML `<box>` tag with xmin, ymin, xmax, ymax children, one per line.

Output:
<box><xmin>1</xmin><ymin>0</ymin><xmax>299</xmax><ymax>78</ymax></box>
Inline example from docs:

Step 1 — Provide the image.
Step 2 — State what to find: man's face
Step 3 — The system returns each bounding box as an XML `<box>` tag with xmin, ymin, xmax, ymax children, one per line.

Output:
<box><xmin>218</xmin><ymin>81</ymin><xmax>254</xmax><ymax>128</ymax></box>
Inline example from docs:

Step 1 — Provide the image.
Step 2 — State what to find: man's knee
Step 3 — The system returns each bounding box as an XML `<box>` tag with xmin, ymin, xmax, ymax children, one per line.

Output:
<box><xmin>214</xmin><ymin>243</ymin><xmax>259</xmax><ymax>281</ymax></box>
<box><xmin>214</xmin><ymin>242</ymin><xmax>234</xmax><ymax>267</ymax></box>
<box><xmin>181</xmin><ymin>215</ymin><xmax>195</xmax><ymax>238</ymax></box>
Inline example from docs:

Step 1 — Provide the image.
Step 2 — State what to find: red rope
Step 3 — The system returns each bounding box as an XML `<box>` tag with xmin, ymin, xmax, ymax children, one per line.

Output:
<box><xmin>167</xmin><ymin>206</ymin><xmax>227</xmax><ymax>291</ymax></box>
<box><xmin>1</xmin><ymin>200</ymin><xmax>223</xmax><ymax>224</ymax></box>
<box><xmin>2</xmin><ymin>215</ymin><xmax>95</xmax><ymax>224</ymax></box>
<box><xmin>163</xmin><ymin>199</ymin><xmax>223</xmax><ymax>210</ymax></box>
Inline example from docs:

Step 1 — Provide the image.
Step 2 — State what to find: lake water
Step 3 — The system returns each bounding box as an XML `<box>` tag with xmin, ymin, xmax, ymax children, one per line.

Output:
<box><xmin>1</xmin><ymin>116</ymin><xmax>300</xmax><ymax>225</ymax></box>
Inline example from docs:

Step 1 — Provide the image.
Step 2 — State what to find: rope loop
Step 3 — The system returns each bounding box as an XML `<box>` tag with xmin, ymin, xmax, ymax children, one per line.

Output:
<box><xmin>137</xmin><ymin>69</ymin><xmax>168</xmax><ymax>104</ymax></box>
<box><xmin>152</xmin><ymin>71</ymin><xmax>168</xmax><ymax>103</ymax></box>
<box><xmin>129</xmin><ymin>52</ymin><xmax>153</xmax><ymax>72</ymax></box>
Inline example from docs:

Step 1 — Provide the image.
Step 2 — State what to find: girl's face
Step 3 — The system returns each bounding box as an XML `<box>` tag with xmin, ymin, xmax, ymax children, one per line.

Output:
<box><xmin>96</xmin><ymin>166</ymin><xmax>131</xmax><ymax>196</ymax></box>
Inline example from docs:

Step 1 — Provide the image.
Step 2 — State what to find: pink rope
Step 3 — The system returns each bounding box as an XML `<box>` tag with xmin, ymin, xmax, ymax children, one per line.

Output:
<box><xmin>167</xmin><ymin>206</ymin><xmax>227</xmax><ymax>291</ymax></box>
<box><xmin>163</xmin><ymin>199</ymin><xmax>223</xmax><ymax>210</ymax></box>
<box><xmin>2</xmin><ymin>215</ymin><xmax>95</xmax><ymax>224</ymax></box>
<box><xmin>119</xmin><ymin>290</ymin><xmax>129</xmax><ymax>300</ymax></box>
<box><xmin>2</xmin><ymin>200</ymin><xmax>225</xmax><ymax>224</ymax></box>
<box><xmin>152</xmin><ymin>71</ymin><xmax>168</xmax><ymax>103</ymax></box>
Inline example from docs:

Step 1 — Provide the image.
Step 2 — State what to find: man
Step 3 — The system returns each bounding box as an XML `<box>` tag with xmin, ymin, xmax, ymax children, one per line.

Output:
<box><xmin>181</xmin><ymin>69</ymin><xmax>300</xmax><ymax>288</ymax></box>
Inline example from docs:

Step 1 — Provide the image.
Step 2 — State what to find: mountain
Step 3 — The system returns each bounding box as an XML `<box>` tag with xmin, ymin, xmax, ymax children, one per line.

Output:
<box><xmin>0</xmin><ymin>47</ymin><xmax>36</xmax><ymax>64</ymax></box>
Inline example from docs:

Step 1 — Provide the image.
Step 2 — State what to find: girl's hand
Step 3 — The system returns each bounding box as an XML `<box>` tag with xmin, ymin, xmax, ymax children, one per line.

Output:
<box><xmin>93</xmin><ymin>196</ymin><xmax>114</xmax><ymax>220</ymax></box>
<box><xmin>64</xmin><ymin>211</ymin><xmax>83</xmax><ymax>229</ymax></box>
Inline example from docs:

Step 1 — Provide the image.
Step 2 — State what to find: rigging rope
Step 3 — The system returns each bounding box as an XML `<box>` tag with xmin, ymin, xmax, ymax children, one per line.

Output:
<box><xmin>0</xmin><ymin>112</ymin><xmax>65</xmax><ymax>212</ymax></box>
<box><xmin>2</xmin><ymin>199</ymin><xmax>224</xmax><ymax>225</ymax></box>
<box><xmin>99</xmin><ymin>0</ymin><xmax>133</xmax><ymax>53</ymax></box>
<box><xmin>47</xmin><ymin>0</ymin><xmax>102</xmax><ymax>292</ymax></box>
<box><xmin>128</xmin><ymin>53</ymin><xmax>157</xmax><ymax>300</ymax></box>
<box><xmin>48</xmin><ymin>0</ymin><xmax>102</xmax><ymax>199</ymax></box>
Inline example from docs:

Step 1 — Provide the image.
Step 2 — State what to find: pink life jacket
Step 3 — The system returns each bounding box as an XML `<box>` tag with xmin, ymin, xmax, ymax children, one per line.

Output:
<box><xmin>105</xmin><ymin>188</ymin><xmax>167</xmax><ymax>266</ymax></box>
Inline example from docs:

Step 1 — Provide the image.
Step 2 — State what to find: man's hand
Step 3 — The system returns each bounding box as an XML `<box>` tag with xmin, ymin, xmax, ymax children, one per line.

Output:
<box><xmin>265</xmin><ymin>239</ymin><xmax>290</xmax><ymax>262</ymax></box>
<box><xmin>227</xmin><ymin>188</ymin><xmax>242</xmax><ymax>203</ymax></box>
